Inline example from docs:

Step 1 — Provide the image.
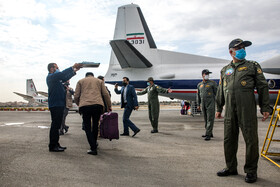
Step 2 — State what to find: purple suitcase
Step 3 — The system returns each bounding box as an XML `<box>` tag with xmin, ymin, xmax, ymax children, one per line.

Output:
<box><xmin>180</xmin><ymin>109</ymin><xmax>186</xmax><ymax>115</ymax></box>
<box><xmin>100</xmin><ymin>112</ymin><xmax>119</xmax><ymax>141</ymax></box>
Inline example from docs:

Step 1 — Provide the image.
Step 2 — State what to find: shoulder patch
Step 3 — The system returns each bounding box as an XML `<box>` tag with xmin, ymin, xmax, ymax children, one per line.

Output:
<box><xmin>241</xmin><ymin>80</ymin><xmax>247</xmax><ymax>86</ymax></box>
<box><xmin>225</xmin><ymin>68</ymin><xmax>234</xmax><ymax>75</ymax></box>
<box><xmin>238</xmin><ymin>67</ymin><xmax>248</xmax><ymax>71</ymax></box>
<box><xmin>257</xmin><ymin>68</ymin><xmax>262</xmax><ymax>74</ymax></box>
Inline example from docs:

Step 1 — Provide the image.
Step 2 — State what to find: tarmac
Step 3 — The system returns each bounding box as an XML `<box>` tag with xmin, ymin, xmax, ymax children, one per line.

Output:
<box><xmin>0</xmin><ymin>108</ymin><xmax>279</xmax><ymax>187</ymax></box>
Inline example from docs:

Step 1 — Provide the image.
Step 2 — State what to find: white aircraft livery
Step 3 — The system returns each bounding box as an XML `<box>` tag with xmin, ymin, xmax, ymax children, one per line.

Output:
<box><xmin>104</xmin><ymin>4</ymin><xmax>279</xmax><ymax>103</ymax></box>
<box><xmin>14</xmin><ymin>79</ymin><xmax>79</xmax><ymax>111</ymax></box>
<box><xmin>14</xmin><ymin>79</ymin><xmax>48</xmax><ymax>105</ymax></box>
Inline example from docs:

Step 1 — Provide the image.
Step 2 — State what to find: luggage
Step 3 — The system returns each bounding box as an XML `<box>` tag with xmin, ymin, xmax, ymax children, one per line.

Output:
<box><xmin>180</xmin><ymin>109</ymin><xmax>186</xmax><ymax>115</ymax></box>
<box><xmin>100</xmin><ymin>112</ymin><xmax>119</xmax><ymax>141</ymax></box>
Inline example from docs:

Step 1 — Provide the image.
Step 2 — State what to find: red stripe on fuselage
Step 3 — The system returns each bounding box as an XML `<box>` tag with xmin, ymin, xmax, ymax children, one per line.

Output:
<box><xmin>127</xmin><ymin>37</ymin><xmax>144</xmax><ymax>40</ymax></box>
<box><xmin>166</xmin><ymin>90</ymin><xmax>278</xmax><ymax>94</ymax></box>
<box><xmin>136</xmin><ymin>89</ymin><xmax>278</xmax><ymax>94</ymax></box>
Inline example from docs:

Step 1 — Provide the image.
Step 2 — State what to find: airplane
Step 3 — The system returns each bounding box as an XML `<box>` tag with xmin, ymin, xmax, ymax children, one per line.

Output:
<box><xmin>104</xmin><ymin>4</ymin><xmax>280</xmax><ymax>105</ymax></box>
<box><xmin>14</xmin><ymin>79</ymin><xmax>79</xmax><ymax>111</ymax></box>
<box><xmin>14</xmin><ymin>79</ymin><xmax>48</xmax><ymax>106</ymax></box>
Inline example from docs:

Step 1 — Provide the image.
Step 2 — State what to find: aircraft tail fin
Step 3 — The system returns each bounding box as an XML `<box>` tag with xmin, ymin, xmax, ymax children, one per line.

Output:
<box><xmin>110</xmin><ymin>4</ymin><xmax>156</xmax><ymax>68</ymax></box>
<box><xmin>26</xmin><ymin>79</ymin><xmax>38</xmax><ymax>97</ymax></box>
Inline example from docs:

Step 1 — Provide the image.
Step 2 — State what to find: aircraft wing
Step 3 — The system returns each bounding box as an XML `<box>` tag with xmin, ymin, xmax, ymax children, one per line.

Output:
<box><xmin>110</xmin><ymin>39</ymin><xmax>153</xmax><ymax>68</ymax></box>
<box><xmin>13</xmin><ymin>92</ymin><xmax>33</xmax><ymax>100</ymax></box>
<box><xmin>260</xmin><ymin>55</ymin><xmax>280</xmax><ymax>75</ymax></box>
<box><xmin>37</xmin><ymin>91</ymin><xmax>48</xmax><ymax>97</ymax></box>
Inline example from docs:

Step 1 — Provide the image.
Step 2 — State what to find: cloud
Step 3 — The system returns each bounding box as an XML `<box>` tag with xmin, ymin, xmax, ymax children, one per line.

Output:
<box><xmin>0</xmin><ymin>0</ymin><xmax>279</xmax><ymax>102</ymax></box>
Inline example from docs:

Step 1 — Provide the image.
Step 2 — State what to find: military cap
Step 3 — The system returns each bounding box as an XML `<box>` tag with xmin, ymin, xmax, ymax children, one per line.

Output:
<box><xmin>202</xmin><ymin>69</ymin><xmax>212</xmax><ymax>75</ymax></box>
<box><xmin>147</xmin><ymin>77</ymin><xmax>154</xmax><ymax>82</ymax></box>
<box><xmin>229</xmin><ymin>38</ymin><xmax>252</xmax><ymax>49</ymax></box>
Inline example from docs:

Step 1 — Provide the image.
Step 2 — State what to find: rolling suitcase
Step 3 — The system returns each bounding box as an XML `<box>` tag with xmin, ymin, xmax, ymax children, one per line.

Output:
<box><xmin>180</xmin><ymin>109</ymin><xmax>186</xmax><ymax>115</ymax></box>
<box><xmin>100</xmin><ymin>112</ymin><xmax>119</xmax><ymax>141</ymax></box>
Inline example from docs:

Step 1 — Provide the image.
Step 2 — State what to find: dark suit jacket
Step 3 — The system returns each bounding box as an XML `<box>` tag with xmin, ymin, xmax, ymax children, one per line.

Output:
<box><xmin>114</xmin><ymin>84</ymin><xmax>138</xmax><ymax>109</ymax></box>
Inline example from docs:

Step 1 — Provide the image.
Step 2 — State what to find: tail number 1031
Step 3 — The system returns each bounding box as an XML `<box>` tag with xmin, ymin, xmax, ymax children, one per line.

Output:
<box><xmin>129</xmin><ymin>39</ymin><xmax>144</xmax><ymax>45</ymax></box>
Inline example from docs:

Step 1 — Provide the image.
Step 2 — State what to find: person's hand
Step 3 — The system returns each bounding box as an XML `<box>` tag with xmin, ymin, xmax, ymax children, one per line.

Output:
<box><xmin>134</xmin><ymin>106</ymin><xmax>139</xmax><ymax>110</ymax></box>
<box><xmin>115</xmin><ymin>83</ymin><xmax>118</xmax><ymax>89</ymax></box>
<box><xmin>168</xmin><ymin>88</ymin><xmax>172</xmax><ymax>93</ymax></box>
<box><xmin>108</xmin><ymin>107</ymin><xmax>112</xmax><ymax>112</ymax></box>
<box><xmin>197</xmin><ymin>106</ymin><xmax>201</xmax><ymax>111</ymax></box>
<box><xmin>262</xmin><ymin>112</ymin><xmax>269</xmax><ymax>121</ymax></box>
<box><xmin>216</xmin><ymin>112</ymin><xmax>222</xmax><ymax>119</ymax></box>
<box><xmin>73</xmin><ymin>63</ymin><xmax>83</xmax><ymax>72</ymax></box>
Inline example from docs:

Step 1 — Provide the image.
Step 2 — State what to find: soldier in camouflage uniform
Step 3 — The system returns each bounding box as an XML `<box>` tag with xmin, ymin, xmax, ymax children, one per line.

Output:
<box><xmin>197</xmin><ymin>69</ymin><xmax>217</xmax><ymax>141</ymax></box>
<box><xmin>137</xmin><ymin>77</ymin><xmax>172</xmax><ymax>133</ymax></box>
<box><xmin>216</xmin><ymin>39</ymin><xmax>270</xmax><ymax>183</ymax></box>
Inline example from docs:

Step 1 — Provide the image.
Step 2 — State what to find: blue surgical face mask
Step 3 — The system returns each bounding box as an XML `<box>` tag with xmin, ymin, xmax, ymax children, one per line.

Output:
<box><xmin>234</xmin><ymin>48</ymin><xmax>246</xmax><ymax>60</ymax></box>
<box><xmin>55</xmin><ymin>69</ymin><xmax>60</xmax><ymax>73</ymax></box>
<box><xmin>147</xmin><ymin>82</ymin><xmax>150</xmax><ymax>86</ymax></box>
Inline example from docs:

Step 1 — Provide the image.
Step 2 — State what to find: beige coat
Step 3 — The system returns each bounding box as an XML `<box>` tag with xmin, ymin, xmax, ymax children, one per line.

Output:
<box><xmin>74</xmin><ymin>76</ymin><xmax>111</xmax><ymax>111</ymax></box>
<box><xmin>65</xmin><ymin>87</ymin><xmax>74</xmax><ymax>109</ymax></box>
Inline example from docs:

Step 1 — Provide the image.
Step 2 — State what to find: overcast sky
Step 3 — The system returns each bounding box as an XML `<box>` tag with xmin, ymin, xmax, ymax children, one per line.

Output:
<box><xmin>0</xmin><ymin>0</ymin><xmax>280</xmax><ymax>102</ymax></box>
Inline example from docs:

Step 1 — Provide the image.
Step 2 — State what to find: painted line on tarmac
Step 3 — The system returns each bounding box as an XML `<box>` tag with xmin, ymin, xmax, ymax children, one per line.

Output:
<box><xmin>0</xmin><ymin>122</ymin><xmax>49</xmax><ymax>129</ymax></box>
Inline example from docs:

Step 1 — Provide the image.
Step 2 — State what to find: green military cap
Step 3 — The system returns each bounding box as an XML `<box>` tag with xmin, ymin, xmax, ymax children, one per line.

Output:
<box><xmin>229</xmin><ymin>38</ymin><xmax>252</xmax><ymax>49</ymax></box>
<box><xmin>202</xmin><ymin>69</ymin><xmax>212</xmax><ymax>75</ymax></box>
<box><xmin>147</xmin><ymin>77</ymin><xmax>154</xmax><ymax>82</ymax></box>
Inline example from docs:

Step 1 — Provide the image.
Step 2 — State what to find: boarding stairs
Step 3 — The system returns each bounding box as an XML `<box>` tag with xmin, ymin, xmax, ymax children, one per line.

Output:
<box><xmin>261</xmin><ymin>90</ymin><xmax>280</xmax><ymax>168</ymax></box>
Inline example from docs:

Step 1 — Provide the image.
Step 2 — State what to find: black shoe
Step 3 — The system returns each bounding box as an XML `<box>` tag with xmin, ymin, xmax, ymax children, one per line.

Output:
<box><xmin>245</xmin><ymin>173</ymin><xmax>257</xmax><ymax>183</ymax></box>
<box><xmin>64</xmin><ymin>126</ymin><xmax>69</xmax><ymax>133</ymax></box>
<box><xmin>151</xmin><ymin>130</ymin><xmax>158</xmax><ymax>133</ymax></box>
<box><xmin>87</xmin><ymin>149</ymin><xmax>97</xmax><ymax>155</ymax></box>
<box><xmin>49</xmin><ymin>146</ymin><xmax>65</xmax><ymax>152</ymax></box>
<box><xmin>59</xmin><ymin>145</ymin><xmax>67</xmax><ymax>150</ymax></box>
<box><xmin>59</xmin><ymin>130</ymin><xmax>64</xmax><ymax>135</ymax></box>
<box><xmin>120</xmin><ymin>133</ymin><xmax>129</xmax><ymax>136</ymax></box>
<box><xmin>202</xmin><ymin>134</ymin><xmax>213</xmax><ymax>138</ymax></box>
<box><xmin>217</xmin><ymin>168</ymin><xmax>238</xmax><ymax>176</ymax></box>
<box><xmin>205</xmin><ymin>136</ymin><xmax>211</xmax><ymax>141</ymax></box>
<box><xmin>132</xmin><ymin>129</ymin><xmax>140</xmax><ymax>137</ymax></box>
<box><xmin>82</xmin><ymin>123</ymin><xmax>85</xmax><ymax>131</ymax></box>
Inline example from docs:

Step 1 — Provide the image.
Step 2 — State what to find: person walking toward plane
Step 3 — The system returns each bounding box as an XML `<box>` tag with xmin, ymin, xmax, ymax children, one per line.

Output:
<box><xmin>197</xmin><ymin>69</ymin><xmax>217</xmax><ymax>141</ymax></box>
<box><xmin>216</xmin><ymin>39</ymin><xmax>270</xmax><ymax>183</ymax></box>
<box><xmin>137</xmin><ymin>77</ymin><xmax>172</xmax><ymax>133</ymax></box>
<box><xmin>47</xmin><ymin>63</ymin><xmax>82</xmax><ymax>152</ymax></box>
<box><xmin>74</xmin><ymin>72</ymin><xmax>111</xmax><ymax>155</ymax></box>
<box><xmin>59</xmin><ymin>80</ymin><xmax>74</xmax><ymax>135</ymax></box>
<box><xmin>98</xmin><ymin>75</ymin><xmax>111</xmax><ymax>112</ymax></box>
<box><xmin>114</xmin><ymin>77</ymin><xmax>140</xmax><ymax>137</ymax></box>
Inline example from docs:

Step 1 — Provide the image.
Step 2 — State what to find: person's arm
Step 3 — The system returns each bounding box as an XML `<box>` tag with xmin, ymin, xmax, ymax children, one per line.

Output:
<box><xmin>131</xmin><ymin>86</ymin><xmax>139</xmax><ymax>109</ymax></box>
<box><xmin>114</xmin><ymin>84</ymin><xmax>121</xmax><ymax>95</ymax></box>
<box><xmin>155</xmin><ymin>85</ymin><xmax>169</xmax><ymax>94</ymax></box>
<box><xmin>69</xmin><ymin>87</ymin><xmax>75</xmax><ymax>95</ymax></box>
<box><xmin>49</xmin><ymin>64</ymin><xmax>82</xmax><ymax>83</ymax></box>
<box><xmin>74</xmin><ymin>81</ymin><xmax>81</xmax><ymax>106</ymax></box>
<box><xmin>196</xmin><ymin>84</ymin><xmax>201</xmax><ymax>108</ymax></box>
<box><xmin>216</xmin><ymin>71</ymin><xmax>225</xmax><ymax>118</ymax></box>
<box><xmin>213</xmin><ymin>81</ymin><xmax>218</xmax><ymax>96</ymax></box>
<box><xmin>101</xmin><ymin>82</ymin><xmax>112</xmax><ymax>112</ymax></box>
<box><xmin>137</xmin><ymin>87</ymin><xmax>148</xmax><ymax>95</ymax></box>
<box><xmin>254</xmin><ymin>62</ymin><xmax>270</xmax><ymax>121</ymax></box>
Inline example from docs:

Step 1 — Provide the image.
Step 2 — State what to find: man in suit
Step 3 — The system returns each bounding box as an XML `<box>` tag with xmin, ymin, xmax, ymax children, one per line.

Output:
<box><xmin>47</xmin><ymin>63</ymin><xmax>82</xmax><ymax>152</ymax></box>
<box><xmin>74</xmin><ymin>72</ymin><xmax>111</xmax><ymax>155</ymax></box>
<box><xmin>114</xmin><ymin>77</ymin><xmax>140</xmax><ymax>137</ymax></box>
